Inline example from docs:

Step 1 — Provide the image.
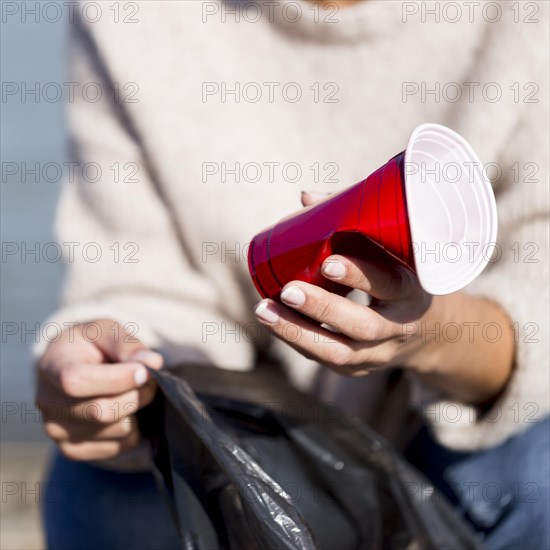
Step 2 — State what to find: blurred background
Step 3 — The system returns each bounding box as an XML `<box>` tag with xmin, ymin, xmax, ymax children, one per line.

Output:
<box><xmin>1</xmin><ymin>4</ymin><xmax>67</xmax><ymax>547</ymax></box>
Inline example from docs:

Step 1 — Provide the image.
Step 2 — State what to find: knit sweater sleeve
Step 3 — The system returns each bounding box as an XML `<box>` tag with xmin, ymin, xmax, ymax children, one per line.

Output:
<box><xmin>34</xmin><ymin>16</ymin><xmax>255</xmax><ymax>371</ymax></box>
<box><xmin>409</xmin><ymin>10</ymin><xmax>549</xmax><ymax>450</ymax></box>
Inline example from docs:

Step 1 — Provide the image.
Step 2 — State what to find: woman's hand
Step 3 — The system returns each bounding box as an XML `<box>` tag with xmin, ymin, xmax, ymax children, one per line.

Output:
<box><xmin>255</xmin><ymin>251</ymin><xmax>432</xmax><ymax>376</ymax></box>
<box><xmin>36</xmin><ymin>319</ymin><xmax>163</xmax><ymax>461</ymax></box>
<box><xmin>254</xmin><ymin>192</ymin><xmax>515</xmax><ymax>404</ymax></box>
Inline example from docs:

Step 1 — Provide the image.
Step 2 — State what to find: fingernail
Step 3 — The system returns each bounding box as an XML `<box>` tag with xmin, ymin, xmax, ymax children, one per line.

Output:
<box><xmin>134</xmin><ymin>366</ymin><xmax>148</xmax><ymax>387</ymax></box>
<box><xmin>130</xmin><ymin>350</ymin><xmax>164</xmax><ymax>369</ymax></box>
<box><xmin>301</xmin><ymin>190</ymin><xmax>329</xmax><ymax>201</ymax></box>
<box><xmin>323</xmin><ymin>258</ymin><xmax>346</xmax><ymax>279</ymax></box>
<box><xmin>254</xmin><ymin>300</ymin><xmax>280</xmax><ymax>324</ymax></box>
<box><xmin>280</xmin><ymin>285</ymin><xmax>306</xmax><ymax>307</ymax></box>
<box><xmin>320</xmin><ymin>322</ymin><xmax>341</xmax><ymax>334</ymax></box>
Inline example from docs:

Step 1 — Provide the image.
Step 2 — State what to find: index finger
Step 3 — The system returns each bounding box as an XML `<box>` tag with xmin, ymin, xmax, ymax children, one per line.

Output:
<box><xmin>48</xmin><ymin>359</ymin><xmax>150</xmax><ymax>399</ymax></box>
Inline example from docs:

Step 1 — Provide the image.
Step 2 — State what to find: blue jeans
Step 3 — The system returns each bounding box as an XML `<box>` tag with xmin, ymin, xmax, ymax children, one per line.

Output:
<box><xmin>43</xmin><ymin>417</ymin><xmax>550</xmax><ymax>550</ymax></box>
<box><xmin>43</xmin><ymin>455</ymin><xmax>181</xmax><ymax>550</ymax></box>
<box><xmin>406</xmin><ymin>416</ymin><xmax>550</xmax><ymax>550</ymax></box>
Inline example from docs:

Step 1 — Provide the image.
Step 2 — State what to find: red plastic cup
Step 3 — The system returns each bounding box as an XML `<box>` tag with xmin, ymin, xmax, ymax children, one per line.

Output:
<box><xmin>248</xmin><ymin>123</ymin><xmax>497</xmax><ymax>300</ymax></box>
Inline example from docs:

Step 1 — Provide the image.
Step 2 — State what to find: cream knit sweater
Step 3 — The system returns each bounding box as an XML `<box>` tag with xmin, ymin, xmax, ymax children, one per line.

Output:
<box><xmin>41</xmin><ymin>0</ymin><xmax>549</xmax><ymax>452</ymax></box>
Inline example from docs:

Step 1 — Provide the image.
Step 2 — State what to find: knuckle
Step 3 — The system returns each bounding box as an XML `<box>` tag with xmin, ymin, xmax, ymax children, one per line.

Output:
<box><xmin>58</xmin><ymin>368</ymin><xmax>79</xmax><ymax>397</ymax></box>
<box><xmin>79</xmin><ymin>399</ymin><xmax>110</xmax><ymax>424</ymax></box>
<box><xmin>116</xmin><ymin>420</ymin><xmax>133</xmax><ymax>437</ymax></box>
<box><xmin>402</xmin><ymin>322</ymin><xmax>420</xmax><ymax>341</ymax></box>
<box><xmin>314</xmin><ymin>298</ymin><xmax>334</xmax><ymax>323</ymax></box>
<box><xmin>363</xmin><ymin>318</ymin><xmax>383</xmax><ymax>341</ymax></box>
<box><xmin>325</xmin><ymin>345</ymin><xmax>353</xmax><ymax>369</ymax></box>
<box><xmin>44</xmin><ymin>422</ymin><xmax>67</xmax><ymax>442</ymax></box>
<box><xmin>59</xmin><ymin>442</ymin><xmax>87</xmax><ymax>461</ymax></box>
<box><xmin>348</xmin><ymin>318</ymin><xmax>370</xmax><ymax>341</ymax></box>
<box><xmin>372</xmin><ymin>345</ymin><xmax>395</xmax><ymax>366</ymax></box>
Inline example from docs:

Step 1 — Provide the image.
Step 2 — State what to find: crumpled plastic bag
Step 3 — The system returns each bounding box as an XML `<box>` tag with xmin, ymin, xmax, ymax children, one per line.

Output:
<box><xmin>139</xmin><ymin>363</ymin><xmax>483</xmax><ymax>550</ymax></box>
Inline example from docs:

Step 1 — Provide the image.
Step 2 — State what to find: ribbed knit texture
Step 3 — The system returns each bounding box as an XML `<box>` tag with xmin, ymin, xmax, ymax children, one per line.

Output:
<box><xmin>38</xmin><ymin>0</ymin><xmax>548</xmax><ymax>453</ymax></box>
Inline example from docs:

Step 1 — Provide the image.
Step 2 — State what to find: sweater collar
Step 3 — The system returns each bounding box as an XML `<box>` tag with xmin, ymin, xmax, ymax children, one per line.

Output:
<box><xmin>268</xmin><ymin>0</ymin><xmax>404</xmax><ymax>43</ymax></box>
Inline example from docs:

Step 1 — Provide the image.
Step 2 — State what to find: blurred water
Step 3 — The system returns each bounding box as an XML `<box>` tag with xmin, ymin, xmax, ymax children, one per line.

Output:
<box><xmin>1</xmin><ymin>7</ymin><xmax>67</xmax><ymax>440</ymax></box>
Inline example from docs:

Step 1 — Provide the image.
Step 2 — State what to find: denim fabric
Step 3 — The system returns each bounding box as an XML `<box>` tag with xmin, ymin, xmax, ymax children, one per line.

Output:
<box><xmin>43</xmin><ymin>418</ymin><xmax>549</xmax><ymax>550</ymax></box>
<box><xmin>43</xmin><ymin>453</ymin><xmax>181</xmax><ymax>550</ymax></box>
<box><xmin>406</xmin><ymin>416</ymin><xmax>550</xmax><ymax>550</ymax></box>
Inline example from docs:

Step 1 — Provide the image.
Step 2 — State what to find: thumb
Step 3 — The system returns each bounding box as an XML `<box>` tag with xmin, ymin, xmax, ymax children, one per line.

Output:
<box><xmin>301</xmin><ymin>190</ymin><xmax>330</xmax><ymax>207</ymax></box>
<box><xmin>121</xmin><ymin>348</ymin><xmax>164</xmax><ymax>371</ymax></box>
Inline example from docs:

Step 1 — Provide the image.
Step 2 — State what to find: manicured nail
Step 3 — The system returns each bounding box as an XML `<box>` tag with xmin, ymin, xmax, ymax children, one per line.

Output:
<box><xmin>301</xmin><ymin>190</ymin><xmax>329</xmax><ymax>201</ymax></box>
<box><xmin>320</xmin><ymin>322</ymin><xmax>341</xmax><ymax>334</ymax></box>
<box><xmin>134</xmin><ymin>366</ymin><xmax>148</xmax><ymax>387</ymax></box>
<box><xmin>323</xmin><ymin>258</ymin><xmax>346</xmax><ymax>279</ymax></box>
<box><xmin>280</xmin><ymin>285</ymin><xmax>306</xmax><ymax>307</ymax></box>
<box><xmin>254</xmin><ymin>300</ymin><xmax>280</xmax><ymax>323</ymax></box>
<box><xmin>130</xmin><ymin>350</ymin><xmax>164</xmax><ymax>369</ymax></box>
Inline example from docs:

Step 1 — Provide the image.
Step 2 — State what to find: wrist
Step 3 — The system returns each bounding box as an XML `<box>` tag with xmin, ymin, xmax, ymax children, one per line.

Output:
<box><xmin>401</xmin><ymin>292</ymin><xmax>516</xmax><ymax>404</ymax></box>
<box><xmin>401</xmin><ymin>294</ymin><xmax>451</xmax><ymax>374</ymax></box>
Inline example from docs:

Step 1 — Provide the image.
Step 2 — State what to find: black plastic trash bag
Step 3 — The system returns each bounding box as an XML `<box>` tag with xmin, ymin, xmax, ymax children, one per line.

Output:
<box><xmin>139</xmin><ymin>363</ymin><xmax>482</xmax><ymax>550</ymax></box>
